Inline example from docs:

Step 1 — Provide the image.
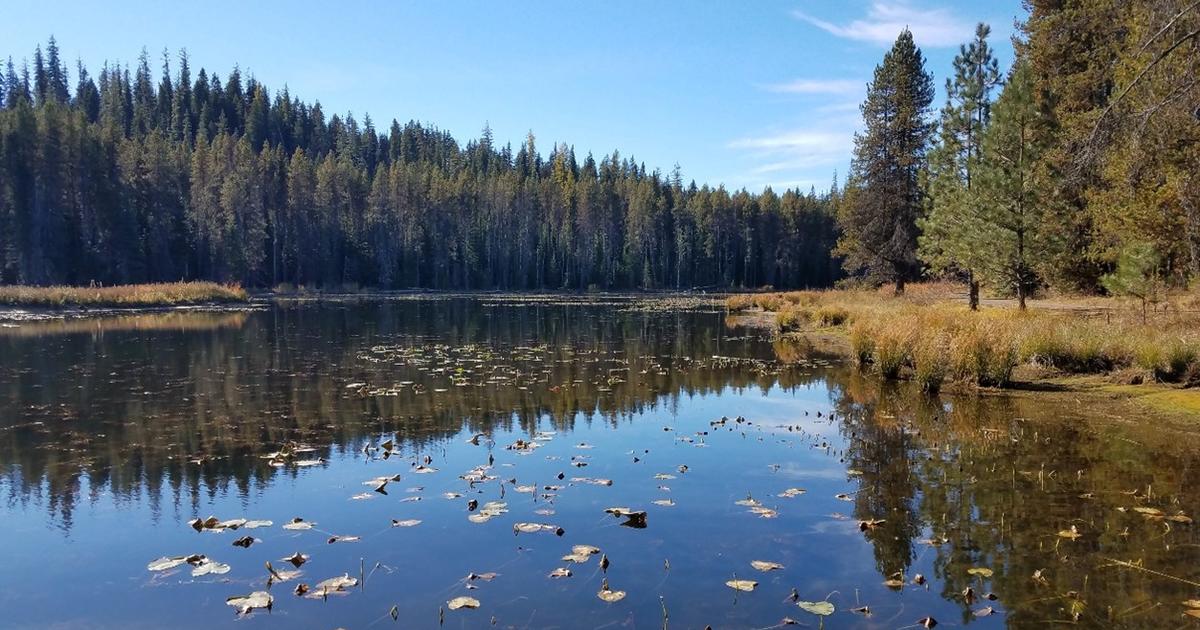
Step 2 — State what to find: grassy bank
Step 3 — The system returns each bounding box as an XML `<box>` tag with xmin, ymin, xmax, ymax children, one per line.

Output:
<box><xmin>0</xmin><ymin>282</ymin><xmax>248</xmax><ymax>308</ymax></box>
<box><xmin>728</xmin><ymin>284</ymin><xmax>1200</xmax><ymax>394</ymax></box>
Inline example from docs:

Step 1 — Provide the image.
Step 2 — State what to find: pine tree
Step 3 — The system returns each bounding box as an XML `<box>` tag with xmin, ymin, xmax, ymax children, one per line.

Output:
<box><xmin>919</xmin><ymin>23</ymin><xmax>1001</xmax><ymax>308</ymax></box>
<box><xmin>837</xmin><ymin>29</ymin><xmax>935</xmax><ymax>294</ymax></box>
<box><xmin>968</xmin><ymin>59</ymin><xmax>1059</xmax><ymax>309</ymax></box>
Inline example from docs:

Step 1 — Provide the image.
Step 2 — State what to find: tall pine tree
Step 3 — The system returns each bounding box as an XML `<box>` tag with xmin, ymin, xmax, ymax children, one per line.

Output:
<box><xmin>837</xmin><ymin>29</ymin><xmax>934</xmax><ymax>294</ymax></box>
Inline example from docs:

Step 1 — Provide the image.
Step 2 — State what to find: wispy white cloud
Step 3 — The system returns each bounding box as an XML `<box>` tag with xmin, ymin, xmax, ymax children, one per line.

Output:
<box><xmin>728</xmin><ymin>129</ymin><xmax>854</xmax><ymax>171</ymax></box>
<box><xmin>762</xmin><ymin>78</ymin><xmax>863</xmax><ymax>96</ymax></box>
<box><xmin>793</xmin><ymin>1</ymin><xmax>973</xmax><ymax>47</ymax></box>
<box><xmin>726</xmin><ymin>126</ymin><xmax>857</xmax><ymax>191</ymax></box>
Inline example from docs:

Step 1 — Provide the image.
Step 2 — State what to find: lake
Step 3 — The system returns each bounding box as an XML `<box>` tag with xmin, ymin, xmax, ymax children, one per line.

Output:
<box><xmin>2</xmin><ymin>296</ymin><xmax>1198</xmax><ymax>629</ymax></box>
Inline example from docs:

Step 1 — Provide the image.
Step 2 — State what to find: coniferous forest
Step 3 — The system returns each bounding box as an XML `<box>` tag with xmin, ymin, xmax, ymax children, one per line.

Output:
<box><xmin>2</xmin><ymin>0</ymin><xmax>1197</xmax><ymax>296</ymax></box>
<box><xmin>0</xmin><ymin>39</ymin><xmax>839</xmax><ymax>290</ymax></box>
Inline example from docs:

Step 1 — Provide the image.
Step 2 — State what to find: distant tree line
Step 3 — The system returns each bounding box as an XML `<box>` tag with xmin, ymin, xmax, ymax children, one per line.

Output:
<box><xmin>0</xmin><ymin>38</ymin><xmax>841</xmax><ymax>290</ymax></box>
<box><xmin>837</xmin><ymin>0</ymin><xmax>1200</xmax><ymax>304</ymax></box>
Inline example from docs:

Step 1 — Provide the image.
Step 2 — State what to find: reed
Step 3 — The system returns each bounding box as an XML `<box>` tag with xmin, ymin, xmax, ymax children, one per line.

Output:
<box><xmin>728</xmin><ymin>284</ymin><xmax>1200</xmax><ymax>389</ymax></box>
<box><xmin>0</xmin><ymin>282</ymin><xmax>248</xmax><ymax>307</ymax></box>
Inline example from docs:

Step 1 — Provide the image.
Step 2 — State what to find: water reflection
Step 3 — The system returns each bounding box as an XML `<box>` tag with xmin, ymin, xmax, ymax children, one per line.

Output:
<box><xmin>1</xmin><ymin>298</ymin><xmax>1199</xmax><ymax>628</ymax></box>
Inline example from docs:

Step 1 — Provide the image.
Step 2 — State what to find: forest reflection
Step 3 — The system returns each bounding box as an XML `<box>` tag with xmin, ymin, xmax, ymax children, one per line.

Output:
<box><xmin>3</xmin><ymin>299</ymin><xmax>1200</xmax><ymax>628</ymax></box>
<box><xmin>0</xmin><ymin>298</ymin><xmax>820</xmax><ymax>528</ymax></box>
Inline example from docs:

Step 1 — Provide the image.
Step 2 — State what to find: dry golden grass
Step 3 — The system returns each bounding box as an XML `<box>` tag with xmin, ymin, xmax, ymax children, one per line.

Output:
<box><xmin>728</xmin><ymin>284</ymin><xmax>1200</xmax><ymax>388</ymax></box>
<box><xmin>0</xmin><ymin>282</ymin><xmax>248</xmax><ymax>307</ymax></box>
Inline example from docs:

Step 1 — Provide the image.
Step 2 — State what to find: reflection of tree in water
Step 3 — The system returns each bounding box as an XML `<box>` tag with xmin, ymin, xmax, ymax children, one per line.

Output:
<box><xmin>0</xmin><ymin>299</ymin><xmax>828</xmax><ymax>529</ymax></box>
<box><xmin>831</xmin><ymin>374</ymin><xmax>1200</xmax><ymax>628</ymax></box>
<box><xmin>833</xmin><ymin>373</ymin><xmax>925</xmax><ymax>579</ymax></box>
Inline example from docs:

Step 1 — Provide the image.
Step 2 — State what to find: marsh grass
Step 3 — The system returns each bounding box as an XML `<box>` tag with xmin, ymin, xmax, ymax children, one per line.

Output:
<box><xmin>0</xmin><ymin>282</ymin><xmax>248</xmax><ymax>307</ymax></box>
<box><xmin>729</xmin><ymin>284</ymin><xmax>1200</xmax><ymax>389</ymax></box>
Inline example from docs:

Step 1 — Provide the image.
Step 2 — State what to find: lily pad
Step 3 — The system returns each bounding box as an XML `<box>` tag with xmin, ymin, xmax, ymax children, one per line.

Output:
<box><xmin>226</xmin><ymin>591</ymin><xmax>273</xmax><ymax>615</ymax></box>
<box><xmin>447</xmin><ymin>596</ymin><xmax>480</xmax><ymax>610</ymax></box>
<box><xmin>597</xmin><ymin>578</ymin><xmax>626</xmax><ymax>603</ymax></box>
<box><xmin>797</xmin><ymin>600</ymin><xmax>835</xmax><ymax>616</ymax></box>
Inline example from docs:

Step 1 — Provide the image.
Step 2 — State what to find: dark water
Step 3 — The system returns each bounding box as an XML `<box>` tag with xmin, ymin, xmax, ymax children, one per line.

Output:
<box><xmin>2</xmin><ymin>297</ymin><xmax>1200</xmax><ymax>629</ymax></box>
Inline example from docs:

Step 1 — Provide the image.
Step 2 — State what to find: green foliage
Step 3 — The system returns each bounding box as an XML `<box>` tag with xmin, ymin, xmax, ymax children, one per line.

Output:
<box><xmin>837</xmin><ymin>30</ymin><xmax>934</xmax><ymax>293</ymax></box>
<box><xmin>0</xmin><ymin>39</ymin><xmax>842</xmax><ymax>290</ymax></box>
<box><xmin>918</xmin><ymin>23</ymin><xmax>1001</xmax><ymax>306</ymax></box>
<box><xmin>1101</xmin><ymin>242</ymin><xmax>1164</xmax><ymax>321</ymax></box>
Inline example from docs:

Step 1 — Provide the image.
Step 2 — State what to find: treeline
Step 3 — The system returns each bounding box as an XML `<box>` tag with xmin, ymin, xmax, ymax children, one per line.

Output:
<box><xmin>0</xmin><ymin>40</ymin><xmax>840</xmax><ymax>290</ymax></box>
<box><xmin>837</xmin><ymin>0</ymin><xmax>1199</xmax><ymax>304</ymax></box>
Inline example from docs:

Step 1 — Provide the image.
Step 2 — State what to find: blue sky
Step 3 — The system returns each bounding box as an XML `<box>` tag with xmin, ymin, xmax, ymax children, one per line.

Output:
<box><xmin>2</xmin><ymin>0</ymin><xmax>1024</xmax><ymax>192</ymax></box>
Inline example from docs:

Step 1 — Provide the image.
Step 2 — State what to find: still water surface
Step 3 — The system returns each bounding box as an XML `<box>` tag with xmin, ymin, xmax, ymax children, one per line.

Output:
<box><xmin>2</xmin><ymin>296</ymin><xmax>1199</xmax><ymax>629</ymax></box>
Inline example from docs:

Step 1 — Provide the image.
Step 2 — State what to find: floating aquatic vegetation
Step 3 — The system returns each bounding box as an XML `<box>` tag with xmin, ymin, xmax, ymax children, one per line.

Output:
<box><xmin>283</xmin><ymin>552</ymin><xmax>309</xmax><ymax>568</ymax></box>
<box><xmin>226</xmin><ymin>591</ymin><xmax>272</xmax><ymax>615</ymax></box>
<box><xmin>282</xmin><ymin>517</ymin><xmax>314</xmax><ymax>531</ymax></box>
<box><xmin>597</xmin><ymin>578</ymin><xmax>626</xmax><ymax>603</ymax></box>
<box><xmin>147</xmin><ymin>554</ymin><xmax>205</xmax><ymax>572</ymax></box>
<box><xmin>750</xmin><ymin>560</ymin><xmax>784</xmax><ymax>572</ymax></box>
<box><xmin>191</xmin><ymin>558</ymin><xmax>231</xmax><ymax>577</ymax></box>
<box><xmin>308</xmin><ymin>574</ymin><xmax>358</xmax><ymax>598</ymax></box>
<box><xmin>447</xmin><ymin>596</ymin><xmax>480</xmax><ymax>610</ymax></box>
<box><xmin>513</xmin><ymin>522</ymin><xmax>564</xmax><ymax>536</ymax></box>
<box><xmin>391</xmin><ymin>519</ymin><xmax>421</xmax><ymax>527</ymax></box>
<box><xmin>548</xmin><ymin>567</ymin><xmax>572</xmax><ymax>578</ymax></box>
<box><xmin>265</xmin><ymin>561</ymin><xmax>301</xmax><ymax>584</ymax></box>
<box><xmin>469</xmin><ymin>501</ymin><xmax>508</xmax><ymax>523</ymax></box>
<box><xmin>188</xmin><ymin>516</ymin><xmax>272</xmax><ymax>532</ymax></box>
<box><xmin>726</xmin><ymin>579</ymin><xmax>757</xmax><ymax>592</ymax></box>
<box><xmin>778</xmin><ymin>488</ymin><xmax>806</xmax><ymax>498</ymax></box>
<box><xmin>797</xmin><ymin>600</ymin><xmax>835</xmax><ymax>616</ymax></box>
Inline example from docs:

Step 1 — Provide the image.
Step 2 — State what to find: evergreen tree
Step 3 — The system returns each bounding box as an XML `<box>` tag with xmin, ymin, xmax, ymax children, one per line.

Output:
<box><xmin>919</xmin><ymin>23</ymin><xmax>1001</xmax><ymax>308</ymax></box>
<box><xmin>837</xmin><ymin>30</ymin><xmax>934</xmax><ymax>294</ymax></box>
<box><xmin>967</xmin><ymin>59</ymin><xmax>1059</xmax><ymax>309</ymax></box>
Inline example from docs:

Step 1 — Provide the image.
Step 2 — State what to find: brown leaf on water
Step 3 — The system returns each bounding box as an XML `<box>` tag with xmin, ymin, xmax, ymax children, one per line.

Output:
<box><xmin>974</xmin><ymin>606</ymin><xmax>995</xmax><ymax>617</ymax></box>
<box><xmin>778</xmin><ymin>488</ymin><xmax>806</xmax><ymax>498</ymax></box>
<box><xmin>967</xmin><ymin>567</ymin><xmax>994</xmax><ymax>578</ymax></box>
<box><xmin>750</xmin><ymin>560</ymin><xmax>784</xmax><ymax>572</ymax></box>
<box><xmin>1057</xmin><ymin>525</ymin><xmax>1082</xmax><ymax>540</ymax></box>
<box><xmin>652</xmin><ymin>499</ymin><xmax>675</xmax><ymax>507</ymax></box>
<box><xmin>447</xmin><ymin>596</ymin><xmax>480</xmax><ymax>610</ymax></box>
<box><xmin>548</xmin><ymin>567</ymin><xmax>572</xmax><ymax>578</ymax></box>
<box><xmin>859</xmin><ymin>519</ymin><xmax>886</xmax><ymax>531</ymax></box>
<box><xmin>282</xmin><ymin>517</ymin><xmax>314</xmax><ymax>531</ymax></box>
<box><xmin>726</xmin><ymin>579</ymin><xmax>758</xmax><ymax>592</ymax></box>
<box><xmin>391</xmin><ymin>519</ymin><xmax>421</xmax><ymax>527</ymax></box>
<box><xmin>283</xmin><ymin>552</ymin><xmax>309</xmax><ymax>568</ymax></box>
<box><xmin>327</xmin><ymin>535</ymin><xmax>360</xmax><ymax>544</ymax></box>
<box><xmin>232</xmin><ymin>536</ymin><xmax>257</xmax><ymax>548</ymax></box>
<box><xmin>919</xmin><ymin>616</ymin><xmax>938</xmax><ymax>628</ymax></box>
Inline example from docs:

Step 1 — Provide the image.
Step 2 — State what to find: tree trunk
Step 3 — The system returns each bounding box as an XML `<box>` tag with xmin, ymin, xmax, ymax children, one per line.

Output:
<box><xmin>895</xmin><ymin>276</ymin><xmax>906</xmax><ymax>296</ymax></box>
<box><xmin>968</xmin><ymin>272</ymin><xmax>979</xmax><ymax>311</ymax></box>
<box><xmin>1017</xmin><ymin>283</ymin><xmax>1027</xmax><ymax>310</ymax></box>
